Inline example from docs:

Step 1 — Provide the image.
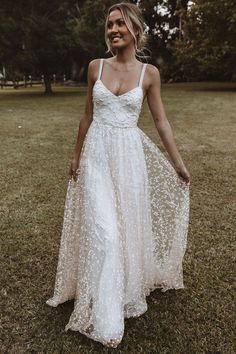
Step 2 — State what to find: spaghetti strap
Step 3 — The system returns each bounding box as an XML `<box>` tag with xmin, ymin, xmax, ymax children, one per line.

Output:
<box><xmin>138</xmin><ymin>63</ymin><xmax>147</xmax><ymax>87</ymax></box>
<box><xmin>98</xmin><ymin>59</ymin><xmax>104</xmax><ymax>80</ymax></box>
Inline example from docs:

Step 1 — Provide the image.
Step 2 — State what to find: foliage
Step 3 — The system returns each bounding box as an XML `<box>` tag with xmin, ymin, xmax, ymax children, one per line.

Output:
<box><xmin>68</xmin><ymin>0</ymin><xmax>116</xmax><ymax>81</ymax></box>
<box><xmin>71</xmin><ymin>0</ymin><xmax>114</xmax><ymax>59</ymax></box>
<box><xmin>0</xmin><ymin>0</ymin><xmax>80</xmax><ymax>92</ymax></box>
<box><xmin>136</xmin><ymin>0</ymin><xmax>188</xmax><ymax>65</ymax></box>
<box><xmin>0</xmin><ymin>0</ymin><xmax>235</xmax><ymax>84</ymax></box>
<box><xmin>169</xmin><ymin>0</ymin><xmax>236</xmax><ymax>81</ymax></box>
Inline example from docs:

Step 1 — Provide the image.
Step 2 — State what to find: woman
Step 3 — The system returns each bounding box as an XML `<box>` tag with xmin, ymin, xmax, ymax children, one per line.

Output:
<box><xmin>46</xmin><ymin>2</ymin><xmax>190</xmax><ymax>348</ymax></box>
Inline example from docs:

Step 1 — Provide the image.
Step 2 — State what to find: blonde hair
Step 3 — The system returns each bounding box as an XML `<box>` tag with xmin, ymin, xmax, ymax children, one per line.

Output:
<box><xmin>105</xmin><ymin>2</ymin><xmax>148</xmax><ymax>56</ymax></box>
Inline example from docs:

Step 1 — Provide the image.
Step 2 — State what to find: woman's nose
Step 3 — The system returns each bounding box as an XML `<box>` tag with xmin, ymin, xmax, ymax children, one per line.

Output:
<box><xmin>111</xmin><ymin>23</ymin><xmax>118</xmax><ymax>32</ymax></box>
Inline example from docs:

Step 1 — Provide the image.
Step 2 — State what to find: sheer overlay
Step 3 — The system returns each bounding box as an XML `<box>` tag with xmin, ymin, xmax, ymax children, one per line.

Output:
<box><xmin>46</xmin><ymin>59</ymin><xmax>190</xmax><ymax>346</ymax></box>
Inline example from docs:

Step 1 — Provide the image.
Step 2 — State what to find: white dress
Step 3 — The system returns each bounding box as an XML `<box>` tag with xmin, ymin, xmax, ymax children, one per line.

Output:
<box><xmin>46</xmin><ymin>59</ymin><xmax>190</xmax><ymax>346</ymax></box>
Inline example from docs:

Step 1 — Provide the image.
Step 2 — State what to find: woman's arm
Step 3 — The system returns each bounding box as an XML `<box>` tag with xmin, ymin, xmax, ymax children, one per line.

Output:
<box><xmin>146</xmin><ymin>65</ymin><xmax>190</xmax><ymax>185</ymax></box>
<box><xmin>69</xmin><ymin>59</ymin><xmax>99</xmax><ymax>181</ymax></box>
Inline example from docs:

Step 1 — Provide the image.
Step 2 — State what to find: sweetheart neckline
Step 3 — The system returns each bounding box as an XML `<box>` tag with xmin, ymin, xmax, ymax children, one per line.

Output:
<box><xmin>95</xmin><ymin>79</ymin><xmax>143</xmax><ymax>98</ymax></box>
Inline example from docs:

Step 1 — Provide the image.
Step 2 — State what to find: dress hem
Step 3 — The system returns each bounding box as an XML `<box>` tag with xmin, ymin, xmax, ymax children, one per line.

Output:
<box><xmin>46</xmin><ymin>281</ymin><xmax>185</xmax><ymax>310</ymax></box>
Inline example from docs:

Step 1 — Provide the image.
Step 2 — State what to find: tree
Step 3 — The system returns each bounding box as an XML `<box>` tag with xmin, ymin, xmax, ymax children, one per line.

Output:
<box><xmin>134</xmin><ymin>1</ymin><xmax>188</xmax><ymax>54</ymax></box>
<box><xmin>0</xmin><ymin>0</ymin><xmax>80</xmax><ymax>94</ymax></box>
<box><xmin>171</xmin><ymin>0</ymin><xmax>236</xmax><ymax>81</ymax></box>
<box><xmin>69</xmin><ymin>0</ymin><xmax>116</xmax><ymax>82</ymax></box>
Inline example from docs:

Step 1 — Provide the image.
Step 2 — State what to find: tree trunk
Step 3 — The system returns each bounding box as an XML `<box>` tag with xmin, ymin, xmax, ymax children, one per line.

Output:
<box><xmin>44</xmin><ymin>74</ymin><xmax>53</xmax><ymax>95</ymax></box>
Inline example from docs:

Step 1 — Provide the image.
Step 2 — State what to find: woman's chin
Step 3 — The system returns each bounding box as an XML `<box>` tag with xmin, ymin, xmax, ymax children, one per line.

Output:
<box><xmin>111</xmin><ymin>43</ymin><xmax>126</xmax><ymax>51</ymax></box>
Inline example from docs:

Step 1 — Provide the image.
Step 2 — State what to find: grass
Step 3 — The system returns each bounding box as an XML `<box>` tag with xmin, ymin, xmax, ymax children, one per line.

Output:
<box><xmin>0</xmin><ymin>82</ymin><xmax>235</xmax><ymax>354</ymax></box>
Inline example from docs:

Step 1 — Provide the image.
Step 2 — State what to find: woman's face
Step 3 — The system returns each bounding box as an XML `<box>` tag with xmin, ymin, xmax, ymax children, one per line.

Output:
<box><xmin>107</xmin><ymin>9</ymin><xmax>135</xmax><ymax>50</ymax></box>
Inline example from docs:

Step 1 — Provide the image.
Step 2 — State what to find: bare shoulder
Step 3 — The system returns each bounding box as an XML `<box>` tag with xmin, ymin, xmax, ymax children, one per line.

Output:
<box><xmin>88</xmin><ymin>58</ymin><xmax>101</xmax><ymax>69</ymax></box>
<box><xmin>145</xmin><ymin>64</ymin><xmax>160</xmax><ymax>86</ymax></box>
<box><xmin>88</xmin><ymin>58</ymin><xmax>102</xmax><ymax>82</ymax></box>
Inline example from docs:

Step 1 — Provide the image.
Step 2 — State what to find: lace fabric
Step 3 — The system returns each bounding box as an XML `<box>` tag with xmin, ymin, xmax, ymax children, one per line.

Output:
<box><xmin>46</xmin><ymin>60</ymin><xmax>190</xmax><ymax>347</ymax></box>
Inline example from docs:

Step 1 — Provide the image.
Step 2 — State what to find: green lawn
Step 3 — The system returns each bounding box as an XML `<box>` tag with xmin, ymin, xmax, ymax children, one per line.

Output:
<box><xmin>0</xmin><ymin>83</ymin><xmax>235</xmax><ymax>354</ymax></box>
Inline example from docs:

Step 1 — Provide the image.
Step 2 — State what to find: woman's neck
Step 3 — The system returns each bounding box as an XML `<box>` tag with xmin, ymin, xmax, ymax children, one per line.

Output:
<box><xmin>114</xmin><ymin>44</ymin><xmax>137</xmax><ymax>65</ymax></box>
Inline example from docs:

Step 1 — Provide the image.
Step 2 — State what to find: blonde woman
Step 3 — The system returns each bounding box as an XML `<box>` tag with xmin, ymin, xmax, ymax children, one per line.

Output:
<box><xmin>46</xmin><ymin>2</ymin><xmax>190</xmax><ymax>348</ymax></box>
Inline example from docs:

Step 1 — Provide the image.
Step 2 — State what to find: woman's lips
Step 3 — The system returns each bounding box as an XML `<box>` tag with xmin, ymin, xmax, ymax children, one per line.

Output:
<box><xmin>111</xmin><ymin>36</ymin><xmax>122</xmax><ymax>42</ymax></box>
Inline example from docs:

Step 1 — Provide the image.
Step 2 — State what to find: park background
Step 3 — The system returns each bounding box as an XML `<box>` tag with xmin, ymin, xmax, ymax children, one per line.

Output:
<box><xmin>0</xmin><ymin>1</ymin><xmax>235</xmax><ymax>353</ymax></box>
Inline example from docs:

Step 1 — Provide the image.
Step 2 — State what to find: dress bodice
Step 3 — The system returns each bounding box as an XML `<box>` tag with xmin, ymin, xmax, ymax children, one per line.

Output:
<box><xmin>92</xmin><ymin>59</ymin><xmax>147</xmax><ymax>128</ymax></box>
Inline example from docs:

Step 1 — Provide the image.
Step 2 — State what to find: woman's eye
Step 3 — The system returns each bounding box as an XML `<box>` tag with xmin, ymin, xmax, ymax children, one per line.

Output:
<box><xmin>107</xmin><ymin>19</ymin><xmax>125</xmax><ymax>29</ymax></box>
<box><xmin>118</xmin><ymin>20</ymin><xmax>125</xmax><ymax>26</ymax></box>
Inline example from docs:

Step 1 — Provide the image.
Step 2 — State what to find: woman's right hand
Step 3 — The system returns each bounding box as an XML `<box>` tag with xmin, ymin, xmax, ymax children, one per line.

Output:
<box><xmin>174</xmin><ymin>163</ymin><xmax>190</xmax><ymax>187</ymax></box>
<box><xmin>69</xmin><ymin>157</ymin><xmax>80</xmax><ymax>181</ymax></box>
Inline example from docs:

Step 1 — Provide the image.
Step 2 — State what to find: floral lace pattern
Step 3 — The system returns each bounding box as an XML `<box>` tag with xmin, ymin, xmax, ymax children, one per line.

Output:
<box><xmin>46</xmin><ymin>63</ymin><xmax>190</xmax><ymax>347</ymax></box>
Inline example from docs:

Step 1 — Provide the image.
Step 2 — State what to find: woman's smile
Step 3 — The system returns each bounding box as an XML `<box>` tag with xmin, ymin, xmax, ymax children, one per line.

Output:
<box><xmin>111</xmin><ymin>35</ymin><xmax>122</xmax><ymax>42</ymax></box>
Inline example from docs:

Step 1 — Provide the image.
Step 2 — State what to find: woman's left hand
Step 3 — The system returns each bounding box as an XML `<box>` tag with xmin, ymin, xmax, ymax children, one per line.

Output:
<box><xmin>174</xmin><ymin>163</ymin><xmax>190</xmax><ymax>187</ymax></box>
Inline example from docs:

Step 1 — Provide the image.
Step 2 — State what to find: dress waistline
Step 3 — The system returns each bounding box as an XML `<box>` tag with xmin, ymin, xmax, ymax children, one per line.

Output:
<box><xmin>93</xmin><ymin>119</ymin><xmax>137</xmax><ymax>129</ymax></box>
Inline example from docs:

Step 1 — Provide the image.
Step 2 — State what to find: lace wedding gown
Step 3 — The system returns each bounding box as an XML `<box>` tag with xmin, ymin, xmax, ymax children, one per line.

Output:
<box><xmin>46</xmin><ymin>59</ymin><xmax>190</xmax><ymax>347</ymax></box>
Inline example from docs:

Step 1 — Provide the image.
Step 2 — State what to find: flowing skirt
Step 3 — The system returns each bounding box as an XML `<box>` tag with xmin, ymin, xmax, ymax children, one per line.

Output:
<box><xmin>46</xmin><ymin>120</ymin><xmax>190</xmax><ymax>345</ymax></box>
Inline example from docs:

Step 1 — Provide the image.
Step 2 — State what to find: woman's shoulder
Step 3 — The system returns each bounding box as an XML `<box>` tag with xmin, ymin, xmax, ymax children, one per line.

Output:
<box><xmin>144</xmin><ymin>63</ymin><xmax>161</xmax><ymax>87</ymax></box>
<box><xmin>145</xmin><ymin>63</ymin><xmax>160</xmax><ymax>77</ymax></box>
<box><xmin>89</xmin><ymin>58</ymin><xmax>102</xmax><ymax>65</ymax></box>
<box><xmin>88</xmin><ymin>58</ymin><xmax>101</xmax><ymax>71</ymax></box>
<box><xmin>88</xmin><ymin>59</ymin><xmax>103</xmax><ymax>81</ymax></box>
